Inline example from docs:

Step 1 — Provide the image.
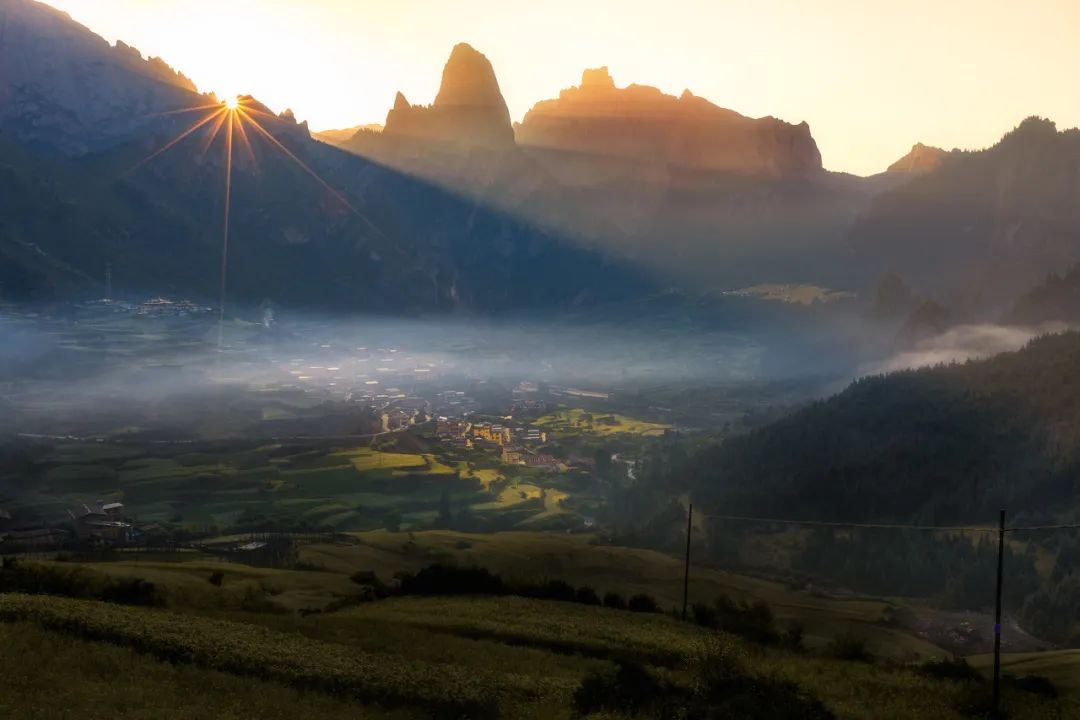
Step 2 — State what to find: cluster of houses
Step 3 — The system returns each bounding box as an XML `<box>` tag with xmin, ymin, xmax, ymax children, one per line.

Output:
<box><xmin>80</xmin><ymin>297</ymin><xmax>212</xmax><ymax>318</ymax></box>
<box><xmin>499</xmin><ymin>447</ymin><xmax>563</xmax><ymax>471</ymax></box>
<box><xmin>434</xmin><ymin>417</ymin><xmax>563</xmax><ymax>472</ymax></box>
<box><xmin>435</xmin><ymin>418</ymin><xmax>548</xmax><ymax>448</ymax></box>
<box><xmin>0</xmin><ymin>501</ymin><xmax>157</xmax><ymax>553</ymax></box>
<box><xmin>135</xmin><ymin>297</ymin><xmax>212</xmax><ymax>317</ymax></box>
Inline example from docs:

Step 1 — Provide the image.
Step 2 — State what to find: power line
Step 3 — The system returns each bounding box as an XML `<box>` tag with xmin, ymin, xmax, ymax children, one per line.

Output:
<box><xmin>1007</xmin><ymin>522</ymin><xmax>1080</xmax><ymax>532</ymax></box>
<box><xmin>696</xmin><ymin>513</ymin><xmax>996</xmax><ymax>533</ymax></box>
<box><xmin>696</xmin><ymin>512</ymin><xmax>1080</xmax><ymax>534</ymax></box>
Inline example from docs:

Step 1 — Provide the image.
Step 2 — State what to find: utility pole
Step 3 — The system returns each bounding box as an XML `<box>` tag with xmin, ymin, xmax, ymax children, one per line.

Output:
<box><xmin>682</xmin><ymin>503</ymin><xmax>693</xmax><ymax>621</ymax></box>
<box><xmin>993</xmin><ymin>508</ymin><xmax>1006</xmax><ymax>717</ymax></box>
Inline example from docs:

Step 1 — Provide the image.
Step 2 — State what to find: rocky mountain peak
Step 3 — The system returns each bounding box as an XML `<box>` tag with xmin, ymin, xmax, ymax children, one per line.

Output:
<box><xmin>381</xmin><ymin>43</ymin><xmax>514</xmax><ymax>150</ymax></box>
<box><xmin>581</xmin><ymin>67</ymin><xmax>615</xmax><ymax>90</ymax></box>
<box><xmin>434</xmin><ymin>43</ymin><xmax>507</xmax><ymax>109</ymax></box>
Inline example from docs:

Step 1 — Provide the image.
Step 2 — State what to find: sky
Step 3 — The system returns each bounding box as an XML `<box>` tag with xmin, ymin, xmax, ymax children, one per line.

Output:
<box><xmin>46</xmin><ymin>0</ymin><xmax>1080</xmax><ymax>176</ymax></box>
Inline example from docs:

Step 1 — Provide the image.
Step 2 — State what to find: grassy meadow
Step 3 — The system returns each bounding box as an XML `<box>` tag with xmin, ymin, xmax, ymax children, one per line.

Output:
<box><xmin>0</xmin><ymin>587</ymin><xmax>1075</xmax><ymax>720</ymax></box>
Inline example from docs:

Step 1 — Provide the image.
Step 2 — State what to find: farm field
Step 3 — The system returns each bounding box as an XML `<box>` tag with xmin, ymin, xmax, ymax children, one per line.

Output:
<box><xmin>298</xmin><ymin>530</ymin><xmax>943</xmax><ymax>659</ymax></box>
<box><xmin>7</xmin><ymin>440</ymin><xmax>593</xmax><ymax>533</ymax></box>
<box><xmin>53</xmin><ymin>529</ymin><xmax>951</xmax><ymax>660</ymax></box>
<box><xmin>968</xmin><ymin>650</ymin><xmax>1080</xmax><ymax>696</ymax></box>
<box><xmin>536</xmin><ymin>408</ymin><xmax>671</xmax><ymax>437</ymax></box>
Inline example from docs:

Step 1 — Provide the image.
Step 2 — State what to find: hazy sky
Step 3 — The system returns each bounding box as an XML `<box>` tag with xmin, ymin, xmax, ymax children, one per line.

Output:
<box><xmin>47</xmin><ymin>0</ymin><xmax>1080</xmax><ymax>175</ymax></box>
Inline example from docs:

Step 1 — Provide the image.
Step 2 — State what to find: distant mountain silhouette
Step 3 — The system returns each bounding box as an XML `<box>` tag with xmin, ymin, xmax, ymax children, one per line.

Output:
<box><xmin>0</xmin><ymin>2</ymin><xmax>649</xmax><ymax>310</ymax></box>
<box><xmin>516</xmin><ymin>66</ymin><xmax>822</xmax><ymax>179</ymax></box>
<box><xmin>886</xmin><ymin>142</ymin><xmax>946</xmax><ymax>174</ymax></box>
<box><xmin>849</xmin><ymin>117</ymin><xmax>1080</xmax><ymax>312</ymax></box>
<box><xmin>344</xmin><ymin>43</ymin><xmax>513</xmax><ymax>157</ymax></box>
<box><xmin>337</xmin><ymin>47</ymin><xmax>885</xmax><ymax>291</ymax></box>
<box><xmin>314</xmin><ymin>124</ymin><xmax>381</xmax><ymax>145</ymax></box>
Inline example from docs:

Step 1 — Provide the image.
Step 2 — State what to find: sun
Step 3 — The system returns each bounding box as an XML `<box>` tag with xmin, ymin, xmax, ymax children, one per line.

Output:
<box><xmin>224</xmin><ymin>96</ymin><xmax>239</xmax><ymax>111</ymax></box>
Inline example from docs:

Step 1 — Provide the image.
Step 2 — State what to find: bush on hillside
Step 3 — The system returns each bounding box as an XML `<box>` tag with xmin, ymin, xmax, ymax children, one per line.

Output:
<box><xmin>575</xmin><ymin>586</ymin><xmax>601</xmax><ymax>605</ymax></box>
<box><xmin>827</xmin><ymin>632</ymin><xmax>870</xmax><ymax>662</ymax></box>
<box><xmin>691</xmin><ymin>594</ymin><xmax>778</xmax><ymax>644</ymax></box>
<box><xmin>573</xmin><ymin>660</ymin><xmax>667</xmax><ymax>716</ymax></box>
<box><xmin>574</xmin><ymin>637</ymin><xmax>835</xmax><ymax>719</ymax></box>
<box><xmin>781</xmin><ymin>620</ymin><xmax>805</xmax><ymax>651</ymax></box>
<box><xmin>603</xmin><ymin>592</ymin><xmax>626</xmax><ymax>609</ymax></box>
<box><xmin>396</xmin><ymin>564</ymin><xmax>506</xmax><ymax>596</ymax></box>
<box><xmin>628</xmin><ymin>593</ymin><xmax>660</xmax><ymax>613</ymax></box>
<box><xmin>918</xmin><ymin>657</ymin><xmax>983</xmax><ymax>683</ymax></box>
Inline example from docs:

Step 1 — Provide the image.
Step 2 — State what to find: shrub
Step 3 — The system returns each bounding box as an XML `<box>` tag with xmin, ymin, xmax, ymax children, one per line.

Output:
<box><xmin>918</xmin><ymin>657</ymin><xmax>982</xmax><ymax>683</ymax></box>
<box><xmin>397</xmin><ymin>564</ymin><xmax>505</xmax><ymax>596</ymax></box>
<box><xmin>100</xmin><ymin>578</ymin><xmax>161</xmax><ymax>607</ymax></box>
<box><xmin>1005</xmin><ymin>674</ymin><xmax>1057</xmax><ymax>698</ymax></box>
<box><xmin>208</xmin><ymin>571</ymin><xmax>225</xmax><ymax>587</ymax></box>
<box><xmin>827</xmin><ymin>631</ymin><xmax>870</xmax><ymax>662</ymax></box>
<box><xmin>695</xmin><ymin>594</ymin><xmax>778</xmax><ymax>644</ymax></box>
<box><xmin>628</xmin><ymin>593</ymin><xmax>660</xmax><ymax>613</ymax></box>
<box><xmin>573</xmin><ymin>660</ymin><xmax>664</xmax><ymax>715</ymax></box>
<box><xmin>524</xmin><ymin>579</ymin><xmax>575</xmax><ymax>602</ymax></box>
<box><xmin>575</xmin><ymin>586</ymin><xmax>601</xmax><ymax>605</ymax></box>
<box><xmin>781</xmin><ymin>620</ymin><xmax>805</xmax><ymax>651</ymax></box>
<box><xmin>349</xmin><ymin>570</ymin><xmax>379</xmax><ymax>586</ymax></box>
<box><xmin>575</xmin><ymin>636</ymin><xmax>835</xmax><ymax>719</ymax></box>
<box><xmin>691</xmin><ymin>602</ymin><xmax>718</xmax><ymax>628</ymax></box>
<box><xmin>603</xmin><ymin>592</ymin><xmax>626</xmax><ymax>610</ymax></box>
<box><xmin>690</xmin><ymin>636</ymin><xmax>835</xmax><ymax>719</ymax></box>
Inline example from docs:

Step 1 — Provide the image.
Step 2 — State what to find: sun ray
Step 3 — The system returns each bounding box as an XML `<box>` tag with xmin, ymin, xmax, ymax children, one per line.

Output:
<box><xmin>233</xmin><ymin>111</ymin><xmax>258</xmax><ymax>169</ymax></box>
<box><xmin>239</xmin><ymin>109</ymin><xmax>385</xmax><ymax>238</ymax></box>
<box><xmin>196</xmin><ymin>110</ymin><xmax>229</xmax><ymax>162</ymax></box>
<box><xmin>131</xmin><ymin>107</ymin><xmax>226</xmax><ymax>171</ymax></box>
<box><xmin>218</xmin><ymin>110</ymin><xmax>235</xmax><ymax>350</ymax></box>
<box><xmin>137</xmin><ymin>102</ymin><xmax>227</xmax><ymax>121</ymax></box>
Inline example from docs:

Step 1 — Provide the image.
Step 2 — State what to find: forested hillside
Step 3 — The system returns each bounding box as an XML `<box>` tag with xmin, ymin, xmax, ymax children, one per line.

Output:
<box><xmin>690</xmin><ymin>330</ymin><xmax>1080</xmax><ymax>524</ymax></box>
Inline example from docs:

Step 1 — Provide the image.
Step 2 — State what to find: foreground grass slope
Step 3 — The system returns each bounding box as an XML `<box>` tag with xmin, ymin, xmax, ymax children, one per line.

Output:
<box><xmin>0</xmin><ymin>591</ymin><xmax>1076</xmax><ymax>720</ymax></box>
<box><xmin>0</xmin><ymin>622</ymin><xmax>409</xmax><ymax>720</ymax></box>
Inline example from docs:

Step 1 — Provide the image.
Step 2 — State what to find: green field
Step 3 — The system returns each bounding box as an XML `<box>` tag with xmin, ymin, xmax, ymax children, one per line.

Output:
<box><xmin>11</xmin><ymin>441</ymin><xmax>584</xmax><ymax>531</ymax></box>
<box><xmin>536</xmin><ymin>408</ymin><xmax>670</xmax><ymax>437</ymax></box>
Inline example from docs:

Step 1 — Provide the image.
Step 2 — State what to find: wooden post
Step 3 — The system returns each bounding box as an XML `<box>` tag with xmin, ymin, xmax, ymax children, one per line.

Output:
<box><xmin>682</xmin><ymin>503</ymin><xmax>693</xmax><ymax>621</ymax></box>
<box><xmin>993</xmin><ymin>508</ymin><xmax>1006</xmax><ymax>717</ymax></box>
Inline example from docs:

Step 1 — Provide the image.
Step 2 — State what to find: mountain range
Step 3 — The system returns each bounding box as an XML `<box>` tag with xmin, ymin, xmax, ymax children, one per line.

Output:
<box><xmin>3</xmin><ymin>0</ymin><xmax>1080</xmax><ymax>322</ymax></box>
<box><xmin>0</xmin><ymin>0</ymin><xmax>648</xmax><ymax>310</ymax></box>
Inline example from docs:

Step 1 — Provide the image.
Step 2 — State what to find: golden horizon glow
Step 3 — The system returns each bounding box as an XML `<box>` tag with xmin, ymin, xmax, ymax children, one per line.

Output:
<box><xmin>42</xmin><ymin>0</ymin><xmax>1080</xmax><ymax>176</ymax></box>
